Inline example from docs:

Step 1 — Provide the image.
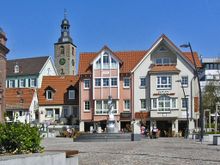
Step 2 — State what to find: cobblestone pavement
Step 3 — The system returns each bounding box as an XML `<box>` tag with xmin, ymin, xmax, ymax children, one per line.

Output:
<box><xmin>42</xmin><ymin>138</ymin><xmax>220</xmax><ymax>165</ymax></box>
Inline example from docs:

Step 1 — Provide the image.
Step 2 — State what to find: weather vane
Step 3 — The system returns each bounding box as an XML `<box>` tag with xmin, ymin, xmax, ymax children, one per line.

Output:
<box><xmin>64</xmin><ymin>9</ymin><xmax>67</xmax><ymax>19</ymax></box>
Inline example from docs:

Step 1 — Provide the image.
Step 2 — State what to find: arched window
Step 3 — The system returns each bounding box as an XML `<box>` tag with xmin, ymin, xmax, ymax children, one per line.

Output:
<box><xmin>60</xmin><ymin>46</ymin><xmax>65</xmax><ymax>55</ymax></box>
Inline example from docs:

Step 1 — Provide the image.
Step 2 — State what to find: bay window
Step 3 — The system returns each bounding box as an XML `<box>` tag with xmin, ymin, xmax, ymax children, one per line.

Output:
<box><xmin>151</xmin><ymin>96</ymin><xmax>177</xmax><ymax>111</ymax></box>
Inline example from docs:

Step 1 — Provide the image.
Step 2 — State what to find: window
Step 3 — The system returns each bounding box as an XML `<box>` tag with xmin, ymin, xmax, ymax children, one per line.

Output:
<box><xmin>96</xmin><ymin>100</ymin><xmax>102</xmax><ymax>110</ymax></box>
<box><xmin>103</xmin><ymin>100</ymin><xmax>108</xmax><ymax>110</ymax></box>
<box><xmin>156</xmin><ymin>58</ymin><xmax>162</xmax><ymax>65</ymax></box>
<box><xmin>95</xmin><ymin>78</ymin><xmax>101</xmax><ymax>87</ymax></box>
<box><xmin>124</xmin><ymin>100</ymin><xmax>130</xmax><ymax>110</ymax></box>
<box><xmin>20</xmin><ymin>79</ymin><xmax>25</xmax><ymax>87</ymax></box>
<box><xmin>152</xmin><ymin>99</ymin><xmax>157</xmax><ymax>109</ymax></box>
<box><xmin>95</xmin><ymin>58</ymin><xmax>101</xmax><ymax>69</ymax></box>
<box><xmin>140</xmin><ymin>78</ymin><xmax>146</xmax><ymax>87</ymax></box>
<box><xmin>84</xmin><ymin>79</ymin><xmax>90</xmax><ymax>89</ymax></box>
<box><xmin>103</xmin><ymin>78</ymin><xmax>109</xmax><ymax>87</ymax></box>
<box><xmin>68</xmin><ymin>90</ymin><xmax>75</xmax><ymax>99</ymax></box>
<box><xmin>163</xmin><ymin>58</ymin><xmax>170</xmax><ymax>64</ymax></box>
<box><xmin>84</xmin><ymin>101</ymin><xmax>90</xmax><ymax>111</ymax></box>
<box><xmin>181</xmin><ymin>98</ymin><xmax>188</xmax><ymax>109</ymax></box>
<box><xmin>95</xmin><ymin>100</ymin><xmax>118</xmax><ymax>114</ymax></box>
<box><xmin>158</xmin><ymin>96</ymin><xmax>170</xmax><ymax>111</ymax></box>
<box><xmin>151</xmin><ymin>97</ymin><xmax>177</xmax><ymax>110</ymax></box>
<box><xmin>157</xmin><ymin>76</ymin><xmax>171</xmax><ymax>89</ymax></box>
<box><xmin>111</xmin><ymin>57</ymin><xmax>117</xmax><ymax>68</ymax></box>
<box><xmin>46</xmin><ymin>90</ymin><xmax>53</xmax><ymax>100</ymax></box>
<box><xmin>111</xmin><ymin>78</ymin><xmax>117</xmax><ymax>86</ymax></box>
<box><xmin>60</xmin><ymin>46</ymin><xmax>64</xmax><ymax>55</ymax></box>
<box><xmin>46</xmin><ymin>109</ymin><xmax>53</xmax><ymax>117</ymax></box>
<box><xmin>30</xmin><ymin>78</ymin><xmax>37</xmax><ymax>87</ymax></box>
<box><xmin>64</xmin><ymin>108</ymin><xmax>68</xmax><ymax>117</ymax></box>
<box><xmin>171</xmin><ymin>98</ymin><xmax>177</xmax><ymax>109</ymax></box>
<box><xmin>181</xmin><ymin>76</ymin><xmax>188</xmax><ymax>87</ymax></box>
<box><xmin>103</xmin><ymin>54</ymin><xmax>110</xmax><ymax>69</ymax></box>
<box><xmin>14</xmin><ymin>64</ymin><xmax>19</xmax><ymax>73</ymax></box>
<box><xmin>141</xmin><ymin>99</ymin><xmax>146</xmax><ymax>109</ymax></box>
<box><xmin>112</xmin><ymin>100</ymin><xmax>117</xmax><ymax>110</ymax></box>
<box><xmin>123</xmin><ymin>78</ymin><xmax>130</xmax><ymax>88</ymax></box>
<box><xmin>155</xmin><ymin>58</ymin><xmax>170</xmax><ymax>65</ymax></box>
<box><xmin>9</xmin><ymin>80</ymin><xmax>15</xmax><ymax>88</ymax></box>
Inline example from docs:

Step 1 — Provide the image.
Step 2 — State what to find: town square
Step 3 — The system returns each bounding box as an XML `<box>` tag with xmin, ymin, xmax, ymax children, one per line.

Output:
<box><xmin>0</xmin><ymin>1</ymin><xmax>220</xmax><ymax>165</ymax></box>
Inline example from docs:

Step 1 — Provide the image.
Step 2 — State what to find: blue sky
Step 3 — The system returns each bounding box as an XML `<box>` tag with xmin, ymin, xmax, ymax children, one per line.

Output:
<box><xmin>1</xmin><ymin>0</ymin><xmax>220</xmax><ymax>64</ymax></box>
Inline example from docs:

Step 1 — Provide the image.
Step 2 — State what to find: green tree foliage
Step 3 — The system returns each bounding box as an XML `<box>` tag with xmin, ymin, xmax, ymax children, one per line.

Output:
<box><xmin>202</xmin><ymin>81</ymin><xmax>220</xmax><ymax>113</ymax></box>
<box><xmin>0</xmin><ymin>123</ymin><xmax>44</xmax><ymax>154</ymax></box>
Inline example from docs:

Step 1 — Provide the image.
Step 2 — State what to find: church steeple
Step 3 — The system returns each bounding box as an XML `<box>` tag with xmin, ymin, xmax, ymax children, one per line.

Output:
<box><xmin>54</xmin><ymin>10</ymin><xmax>76</xmax><ymax>75</ymax></box>
<box><xmin>58</xmin><ymin>10</ymin><xmax>73</xmax><ymax>43</ymax></box>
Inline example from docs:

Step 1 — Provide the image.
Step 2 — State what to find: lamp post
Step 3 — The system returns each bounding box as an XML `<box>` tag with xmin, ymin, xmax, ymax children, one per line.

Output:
<box><xmin>215</xmin><ymin>102</ymin><xmax>220</xmax><ymax>134</ymax></box>
<box><xmin>180</xmin><ymin>42</ymin><xmax>204</xmax><ymax>142</ymax></box>
<box><xmin>176</xmin><ymin>80</ymin><xmax>189</xmax><ymax>139</ymax></box>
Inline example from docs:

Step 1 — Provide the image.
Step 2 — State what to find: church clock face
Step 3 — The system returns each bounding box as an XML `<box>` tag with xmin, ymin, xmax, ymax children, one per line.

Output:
<box><xmin>59</xmin><ymin>58</ymin><xmax>66</xmax><ymax>65</ymax></box>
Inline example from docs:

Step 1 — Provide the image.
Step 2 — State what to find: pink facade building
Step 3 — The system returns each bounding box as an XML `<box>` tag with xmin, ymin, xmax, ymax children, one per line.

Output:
<box><xmin>78</xmin><ymin>46</ymin><xmax>146</xmax><ymax>132</ymax></box>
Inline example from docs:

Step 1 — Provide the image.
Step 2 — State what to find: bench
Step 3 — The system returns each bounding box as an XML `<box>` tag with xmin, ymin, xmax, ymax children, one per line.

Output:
<box><xmin>213</xmin><ymin>135</ymin><xmax>220</xmax><ymax>145</ymax></box>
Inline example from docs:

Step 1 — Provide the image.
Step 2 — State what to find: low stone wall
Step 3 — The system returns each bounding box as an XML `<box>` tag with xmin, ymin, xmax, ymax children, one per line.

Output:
<box><xmin>0</xmin><ymin>151</ymin><xmax>78</xmax><ymax>165</ymax></box>
<box><xmin>203</xmin><ymin>134</ymin><xmax>220</xmax><ymax>142</ymax></box>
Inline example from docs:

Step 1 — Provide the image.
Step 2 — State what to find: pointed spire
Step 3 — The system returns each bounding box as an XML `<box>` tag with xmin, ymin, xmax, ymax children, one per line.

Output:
<box><xmin>64</xmin><ymin>9</ymin><xmax>67</xmax><ymax>19</ymax></box>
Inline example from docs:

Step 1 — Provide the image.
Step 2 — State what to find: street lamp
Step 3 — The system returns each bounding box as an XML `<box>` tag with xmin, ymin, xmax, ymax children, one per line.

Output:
<box><xmin>180</xmin><ymin>42</ymin><xmax>204</xmax><ymax>142</ymax></box>
<box><xmin>176</xmin><ymin>80</ymin><xmax>189</xmax><ymax>139</ymax></box>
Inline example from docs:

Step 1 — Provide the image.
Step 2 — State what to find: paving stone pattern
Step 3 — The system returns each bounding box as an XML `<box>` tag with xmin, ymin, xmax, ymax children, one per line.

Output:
<box><xmin>42</xmin><ymin>138</ymin><xmax>220</xmax><ymax>165</ymax></box>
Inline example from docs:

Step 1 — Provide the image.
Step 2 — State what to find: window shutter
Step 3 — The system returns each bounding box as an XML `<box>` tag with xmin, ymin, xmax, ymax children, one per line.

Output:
<box><xmin>28</xmin><ymin>79</ymin><xmax>31</xmax><ymax>87</ymax></box>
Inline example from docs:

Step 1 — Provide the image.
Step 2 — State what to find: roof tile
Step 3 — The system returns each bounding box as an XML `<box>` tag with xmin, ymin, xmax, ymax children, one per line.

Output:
<box><xmin>38</xmin><ymin>75</ymin><xmax>79</xmax><ymax>105</ymax></box>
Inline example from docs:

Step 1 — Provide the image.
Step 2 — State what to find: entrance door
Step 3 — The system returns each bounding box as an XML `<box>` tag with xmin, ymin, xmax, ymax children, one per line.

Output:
<box><xmin>156</xmin><ymin>121</ymin><xmax>172</xmax><ymax>137</ymax></box>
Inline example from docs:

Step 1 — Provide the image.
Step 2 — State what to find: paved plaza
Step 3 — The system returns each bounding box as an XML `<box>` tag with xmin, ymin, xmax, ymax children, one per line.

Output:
<box><xmin>42</xmin><ymin>137</ymin><xmax>220</xmax><ymax>165</ymax></box>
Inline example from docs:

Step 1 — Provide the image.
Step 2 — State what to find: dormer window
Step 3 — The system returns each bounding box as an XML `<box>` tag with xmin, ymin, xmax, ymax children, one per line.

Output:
<box><xmin>46</xmin><ymin>90</ymin><xmax>53</xmax><ymax>100</ymax></box>
<box><xmin>68</xmin><ymin>90</ymin><xmax>75</xmax><ymax>99</ymax></box>
<box><xmin>14</xmin><ymin>64</ymin><xmax>19</xmax><ymax>73</ymax></box>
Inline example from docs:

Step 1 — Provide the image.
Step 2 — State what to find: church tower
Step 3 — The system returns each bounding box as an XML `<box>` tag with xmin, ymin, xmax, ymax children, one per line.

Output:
<box><xmin>54</xmin><ymin>12</ymin><xmax>76</xmax><ymax>75</ymax></box>
<box><xmin>0</xmin><ymin>27</ymin><xmax>9</xmax><ymax>122</ymax></box>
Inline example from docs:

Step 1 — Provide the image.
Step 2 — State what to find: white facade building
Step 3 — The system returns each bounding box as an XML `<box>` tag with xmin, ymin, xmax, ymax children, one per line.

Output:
<box><xmin>132</xmin><ymin>35</ymin><xmax>201</xmax><ymax>136</ymax></box>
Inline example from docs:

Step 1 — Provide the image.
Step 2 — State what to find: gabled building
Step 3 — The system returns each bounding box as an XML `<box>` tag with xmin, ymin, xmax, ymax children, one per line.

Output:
<box><xmin>78</xmin><ymin>34</ymin><xmax>202</xmax><ymax>136</ymax></box>
<box><xmin>5</xmin><ymin>88</ymin><xmax>38</xmax><ymax>123</ymax></box>
<box><xmin>38</xmin><ymin>76</ymin><xmax>79</xmax><ymax>125</ymax></box>
<box><xmin>0</xmin><ymin>27</ymin><xmax>9</xmax><ymax>122</ymax></box>
<box><xmin>6</xmin><ymin>56</ymin><xmax>58</xmax><ymax>89</ymax></box>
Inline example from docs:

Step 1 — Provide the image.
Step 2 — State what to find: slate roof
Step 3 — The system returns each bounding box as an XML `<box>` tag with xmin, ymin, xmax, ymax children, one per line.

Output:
<box><xmin>6</xmin><ymin>56</ymin><xmax>49</xmax><ymax>76</ymax></box>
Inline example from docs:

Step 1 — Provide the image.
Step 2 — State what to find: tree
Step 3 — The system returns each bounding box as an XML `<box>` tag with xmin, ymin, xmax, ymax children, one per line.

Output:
<box><xmin>202</xmin><ymin>81</ymin><xmax>220</xmax><ymax>113</ymax></box>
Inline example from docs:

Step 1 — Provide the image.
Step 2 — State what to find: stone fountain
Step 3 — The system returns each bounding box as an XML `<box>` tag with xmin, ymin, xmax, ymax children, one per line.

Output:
<box><xmin>106</xmin><ymin>96</ymin><xmax>119</xmax><ymax>133</ymax></box>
